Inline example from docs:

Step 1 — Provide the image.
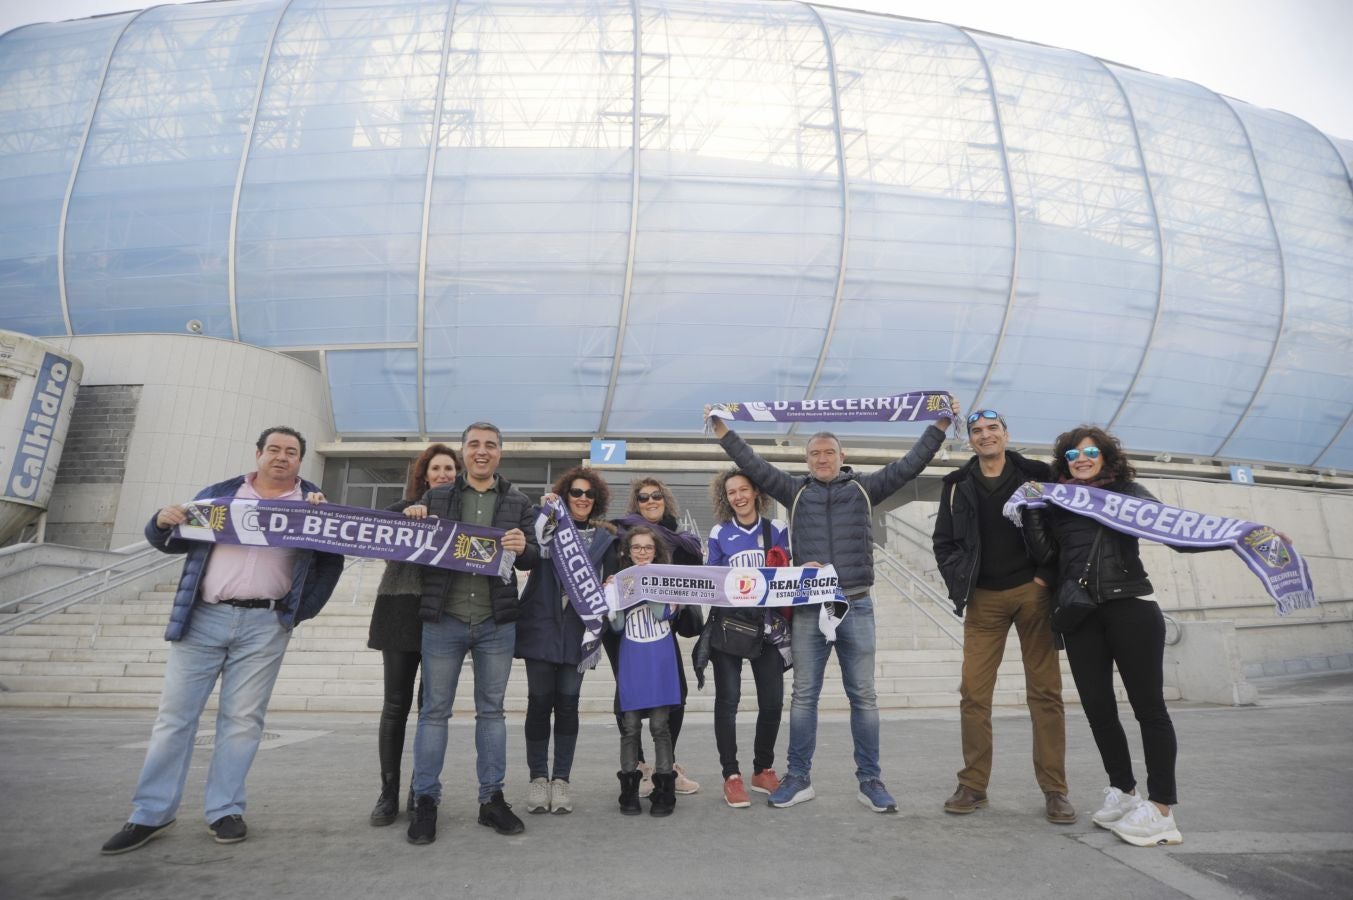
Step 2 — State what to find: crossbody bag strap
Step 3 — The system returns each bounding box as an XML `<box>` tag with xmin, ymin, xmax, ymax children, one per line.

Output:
<box><xmin>1077</xmin><ymin>529</ymin><xmax>1105</xmax><ymax>587</ymax></box>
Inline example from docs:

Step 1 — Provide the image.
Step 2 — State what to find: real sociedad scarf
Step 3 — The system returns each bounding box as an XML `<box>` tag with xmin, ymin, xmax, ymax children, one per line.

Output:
<box><xmin>707</xmin><ymin>391</ymin><xmax>956</xmax><ymax>426</ymax></box>
<box><xmin>605</xmin><ymin>563</ymin><xmax>849</xmax><ymax>640</ymax></box>
<box><xmin>534</xmin><ymin>498</ymin><xmax>609</xmax><ymax>673</ymax></box>
<box><xmin>174</xmin><ymin>498</ymin><xmax>516</xmax><ymax>578</ymax></box>
<box><xmin>1003</xmin><ymin>483</ymin><xmax>1317</xmax><ymax>616</ymax></box>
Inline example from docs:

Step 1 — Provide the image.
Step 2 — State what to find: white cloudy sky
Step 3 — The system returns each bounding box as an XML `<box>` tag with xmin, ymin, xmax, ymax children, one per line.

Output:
<box><xmin>2</xmin><ymin>0</ymin><xmax>1351</xmax><ymax>140</ymax></box>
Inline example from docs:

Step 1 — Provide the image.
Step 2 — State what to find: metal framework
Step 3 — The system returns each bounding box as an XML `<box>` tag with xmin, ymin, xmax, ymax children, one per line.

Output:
<box><xmin>1</xmin><ymin>0</ymin><xmax>1349</xmax><ymax>468</ymax></box>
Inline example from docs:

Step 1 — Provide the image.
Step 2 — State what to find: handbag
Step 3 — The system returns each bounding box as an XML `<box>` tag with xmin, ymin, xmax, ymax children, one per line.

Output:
<box><xmin>1050</xmin><ymin>530</ymin><xmax>1104</xmax><ymax>634</ymax></box>
<box><xmin>710</xmin><ymin>609</ymin><xmax>764</xmax><ymax>658</ymax></box>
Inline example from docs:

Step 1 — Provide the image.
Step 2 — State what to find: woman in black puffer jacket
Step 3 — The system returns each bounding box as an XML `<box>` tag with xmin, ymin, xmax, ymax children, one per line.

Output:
<box><xmin>1021</xmin><ymin>425</ymin><xmax>1184</xmax><ymax>849</ymax></box>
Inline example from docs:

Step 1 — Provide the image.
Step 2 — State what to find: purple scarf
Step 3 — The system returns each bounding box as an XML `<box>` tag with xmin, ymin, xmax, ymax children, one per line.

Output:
<box><xmin>175</xmin><ymin>498</ymin><xmax>515</xmax><ymax>577</ymax></box>
<box><xmin>707</xmin><ymin>391</ymin><xmax>955</xmax><ymax>425</ymax></box>
<box><xmin>1005</xmin><ymin>482</ymin><xmax>1316</xmax><ymax>616</ymax></box>
<box><xmin>536</xmin><ymin>498</ymin><xmax>608</xmax><ymax>672</ymax></box>
<box><xmin>613</xmin><ymin>513</ymin><xmax>703</xmax><ymax>561</ymax></box>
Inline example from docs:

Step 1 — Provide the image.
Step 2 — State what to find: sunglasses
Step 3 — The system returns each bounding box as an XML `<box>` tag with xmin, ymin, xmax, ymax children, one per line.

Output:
<box><xmin>635</xmin><ymin>491</ymin><xmax>663</xmax><ymax>503</ymax></box>
<box><xmin>567</xmin><ymin>488</ymin><xmax>597</xmax><ymax>499</ymax></box>
<box><xmin>967</xmin><ymin>410</ymin><xmax>1001</xmax><ymax>425</ymax></box>
<box><xmin>1064</xmin><ymin>446</ymin><xmax>1101</xmax><ymax>462</ymax></box>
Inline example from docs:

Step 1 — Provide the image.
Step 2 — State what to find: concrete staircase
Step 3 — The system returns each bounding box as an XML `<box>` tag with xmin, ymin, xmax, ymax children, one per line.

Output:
<box><xmin>0</xmin><ymin>557</ymin><xmax>1148</xmax><ymax>713</ymax></box>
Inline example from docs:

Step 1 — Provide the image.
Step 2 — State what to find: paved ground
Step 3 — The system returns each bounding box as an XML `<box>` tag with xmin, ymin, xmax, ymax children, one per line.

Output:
<box><xmin>2</xmin><ymin>670</ymin><xmax>1350</xmax><ymax>900</ymax></box>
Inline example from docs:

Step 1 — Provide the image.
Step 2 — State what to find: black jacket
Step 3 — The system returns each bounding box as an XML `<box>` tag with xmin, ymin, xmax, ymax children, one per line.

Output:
<box><xmin>515</xmin><ymin>520</ymin><xmax>620</xmax><ymax>666</ymax></box>
<box><xmin>1022</xmin><ymin>480</ymin><xmax>1155</xmax><ymax>603</ymax></box>
<box><xmin>933</xmin><ymin>451</ymin><xmax>1054</xmax><ymax>616</ymax></box>
<box><xmin>417</xmin><ymin>473</ymin><xmax>540</xmax><ymax>624</ymax></box>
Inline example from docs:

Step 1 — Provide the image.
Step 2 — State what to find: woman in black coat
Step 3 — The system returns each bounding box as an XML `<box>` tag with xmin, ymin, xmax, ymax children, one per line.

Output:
<box><xmin>515</xmin><ymin>466</ymin><xmax>620</xmax><ymax>814</ymax></box>
<box><xmin>1021</xmin><ymin>425</ymin><xmax>1183</xmax><ymax>848</ymax></box>
<box><xmin>367</xmin><ymin>443</ymin><xmax>461</xmax><ymax>826</ymax></box>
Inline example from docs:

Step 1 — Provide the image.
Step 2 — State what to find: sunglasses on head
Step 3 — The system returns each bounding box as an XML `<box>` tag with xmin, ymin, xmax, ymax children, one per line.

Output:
<box><xmin>967</xmin><ymin>410</ymin><xmax>1001</xmax><ymax>425</ymax></box>
<box><xmin>1064</xmin><ymin>446</ymin><xmax>1101</xmax><ymax>462</ymax></box>
<box><xmin>567</xmin><ymin>488</ymin><xmax>596</xmax><ymax>499</ymax></box>
<box><xmin>635</xmin><ymin>491</ymin><xmax>662</xmax><ymax>503</ymax></box>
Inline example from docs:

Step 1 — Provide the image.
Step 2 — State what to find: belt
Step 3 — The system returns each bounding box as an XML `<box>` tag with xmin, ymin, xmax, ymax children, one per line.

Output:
<box><xmin>218</xmin><ymin>598</ymin><xmax>282</xmax><ymax>610</ymax></box>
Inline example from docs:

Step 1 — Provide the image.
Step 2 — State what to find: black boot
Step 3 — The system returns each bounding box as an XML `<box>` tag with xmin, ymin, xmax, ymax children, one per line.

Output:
<box><xmin>370</xmin><ymin>772</ymin><xmax>400</xmax><ymax>826</ymax></box>
<box><xmin>617</xmin><ymin>770</ymin><xmax>642</xmax><ymax>816</ymax></box>
<box><xmin>650</xmin><ymin>772</ymin><xmax>676</xmax><ymax>818</ymax></box>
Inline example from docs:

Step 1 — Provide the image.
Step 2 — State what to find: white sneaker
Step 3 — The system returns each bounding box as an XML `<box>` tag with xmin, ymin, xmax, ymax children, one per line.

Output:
<box><xmin>1111</xmin><ymin>801</ymin><xmax>1183</xmax><ymax>847</ymax></box>
<box><xmin>525</xmin><ymin>777</ymin><xmax>550</xmax><ymax>814</ymax></box>
<box><xmin>1091</xmin><ymin>786</ymin><xmax>1142</xmax><ymax>828</ymax></box>
<box><xmin>549</xmin><ymin>778</ymin><xmax>572</xmax><ymax>814</ymax></box>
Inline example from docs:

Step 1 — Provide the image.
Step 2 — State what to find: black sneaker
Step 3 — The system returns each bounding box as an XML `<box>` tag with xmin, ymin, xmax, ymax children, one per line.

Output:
<box><xmin>101</xmin><ymin>820</ymin><xmax>175</xmax><ymax>855</ymax></box>
<box><xmin>477</xmin><ymin>791</ymin><xmax>524</xmax><ymax>835</ymax></box>
<box><xmin>208</xmin><ymin>815</ymin><xmax>248</xmax><ymax>844</ymax></box>
<box><xmin>407</xmin><ymin>795</ymin><xmax>437</xmax><ymax>845</ymax></box>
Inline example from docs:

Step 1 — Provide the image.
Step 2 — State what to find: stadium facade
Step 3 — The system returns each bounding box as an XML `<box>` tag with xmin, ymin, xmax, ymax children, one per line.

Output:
<box><xmin>1</xmin><ymin>0</ymin><xmax>1352</xmax><ymax>541</ymax></box>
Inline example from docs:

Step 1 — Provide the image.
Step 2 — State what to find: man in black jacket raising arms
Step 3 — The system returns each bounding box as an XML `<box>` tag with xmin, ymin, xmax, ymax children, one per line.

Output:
<box><xmin>932</xmin><ymin>410</ymin><xmax>1075</xmax><ymax>825</ymax></box>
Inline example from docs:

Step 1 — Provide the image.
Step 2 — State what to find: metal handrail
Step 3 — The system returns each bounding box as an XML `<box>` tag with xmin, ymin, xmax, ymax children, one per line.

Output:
<box><xmin>882</xmin><ymin>511</ymin><xmax>945</xmax><ymax>579</ymax></box>
<box><xmin>872</xmin><ymin>543</ymin><xmax>963</xmax><ymax>648</ymax></box>
<box><xmin>0</xmin><ymin>548</ymin><xmax>183</xmax><ymax>638</ymax></box>
<box><xmin>1</xmin><ymin>542</ymin><xmax>160</xmax><ymax>614</ymax></box>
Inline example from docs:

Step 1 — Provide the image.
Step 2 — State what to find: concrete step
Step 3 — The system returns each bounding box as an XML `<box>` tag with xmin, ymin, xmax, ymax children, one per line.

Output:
<box><xmin>1</xmin><ymin>564</ymin><xmax>1168</xmax><ymax>713</ymax></box>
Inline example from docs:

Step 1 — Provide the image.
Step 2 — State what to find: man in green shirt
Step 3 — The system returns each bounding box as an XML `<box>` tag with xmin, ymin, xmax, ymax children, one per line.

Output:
<box><xmin>407</xmin><ymin>422</ymin><xmax>540</xmax><ymax>845</ymax></box>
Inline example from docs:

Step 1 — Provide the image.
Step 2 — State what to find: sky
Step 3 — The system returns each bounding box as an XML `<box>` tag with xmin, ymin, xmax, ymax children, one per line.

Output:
<box><xmin>1</xmin><ymin>0</ymin><xmax>1350</xmax><ymax>140</ymax></box>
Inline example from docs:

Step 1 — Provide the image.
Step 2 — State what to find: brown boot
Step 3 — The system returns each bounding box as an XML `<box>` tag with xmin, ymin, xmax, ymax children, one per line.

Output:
<box><xmin>943</xmin><ymin>784</ymin><xmax>988</xmax><ymax>814</ymax></box>
<box><xmin>1045</xmin><ymin>792</ymin><xmax>1077</xmax><ymax>824</ymax></box>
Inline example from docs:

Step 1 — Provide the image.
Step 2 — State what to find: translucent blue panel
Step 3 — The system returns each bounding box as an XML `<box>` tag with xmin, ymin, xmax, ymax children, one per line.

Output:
<box><xmin>1221</xmin><ymin>105</ymin><xmax>1353</xmax><ymax>465</ymax></box>
<box><xmin>327</xmin><ymin>348</ymin><xmax>419</xmax><ymax>433</ymax></box>
<box><xmin>607</xmin><ymin>0</ymin><xmax>840</xmax><ymax>433</ymax></box>
<box><xmin>1105</xmin><ymin>67</ymin><xmax>1282</xmax><ymax>456</ymax></box>
<box><xmin>424</xmin><ymin>0</ymin><xmax>634</xmax><ymax>434</ymax></box>
<box><xmin>64</xmin><ymin>1</ymin><xmax>282</xmax><ymax>338</ymax></box>
<box><xmin>811</xmin><ymin>12</ymin><xmax>1010</xmax><ymax>440</ymax></box>
<box><xmin>235</xmin><ymin>0</ymin><xmax>448</xmax><ymax>347</ymax></box>
<box><xmin>1315</xmin><ymin>138</ymin><xmax>1353</xmax><ymax>471</ymax></box>
<box><xmin>968</xmin><ymin>35</ymin><xmax>1159</xmax><ymax>445</ymax></box>
<box><xmin>0</xmin><ymin>16</ymin><xmax>132</xmax><ymax>336</ymax></box>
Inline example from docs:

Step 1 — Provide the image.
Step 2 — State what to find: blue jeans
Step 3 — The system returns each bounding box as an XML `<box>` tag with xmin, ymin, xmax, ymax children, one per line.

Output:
<box><xmin>130</xmin><ymin>602</ymin><xmax>291</xmax><ymax>826</ymax></box>
<box><xmin>786</xmin><ymin>598</ymin><xmax>879</xmax><ymax>782</ymax></box>
<box><xmin>412</xmin><ymin>615</ymin><xmax>515</xmax><ymax>803</ymax></box>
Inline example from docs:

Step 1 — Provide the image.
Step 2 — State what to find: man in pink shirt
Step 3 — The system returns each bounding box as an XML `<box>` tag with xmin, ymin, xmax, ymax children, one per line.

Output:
<box><xmin>101</xmin><ymin>427</ymin><xmax>343</xmax><ymax>855</ymax></box>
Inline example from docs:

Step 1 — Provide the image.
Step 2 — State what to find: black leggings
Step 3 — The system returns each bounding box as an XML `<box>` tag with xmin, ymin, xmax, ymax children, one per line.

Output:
<box><xmin>604</xmin><ymin>628</ymin><xmax>686</xmax><ymax>761</ymax></box>
<box><xmin>1063</xmin><ymin>598</ymin><xmax>1177</xmax><ymax>805</ymax></box>
<box><xmin>378</xmin><ymin>649</ymin><xmax>422</xmax><ymax>776</ymax></box>
<box><xmin>711</xmin><ymin>646</ymin><xmax>784</xmax><ymax>778</ymax></box>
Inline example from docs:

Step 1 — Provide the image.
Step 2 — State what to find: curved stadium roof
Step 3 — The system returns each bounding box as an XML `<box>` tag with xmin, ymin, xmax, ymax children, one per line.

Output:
<box><xmin>0</xmin><ymin>0</ymin><xmax>1350</xmax><ymax>468</ymax></box>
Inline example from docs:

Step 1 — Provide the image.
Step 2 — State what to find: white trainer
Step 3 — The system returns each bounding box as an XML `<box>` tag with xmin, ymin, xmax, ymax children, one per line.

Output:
<box><xmin>1091</xmin><ymin>786</ymin><xmax>1142</xmax><ymax>828</ymax></box>
<box><xmin>549</xmin><ymin>778</ymin><xmax>572</xmax><ymax>814</ymax></box>
<box><xmin>525</xmin><ymin>777</ymin><xmax>550</xmax><ymax>814</ymax></box>
<box><xmin>1111</xmin><ymin>801</ymin><xmax>1183</xmax><ymax>847</ymax></box>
